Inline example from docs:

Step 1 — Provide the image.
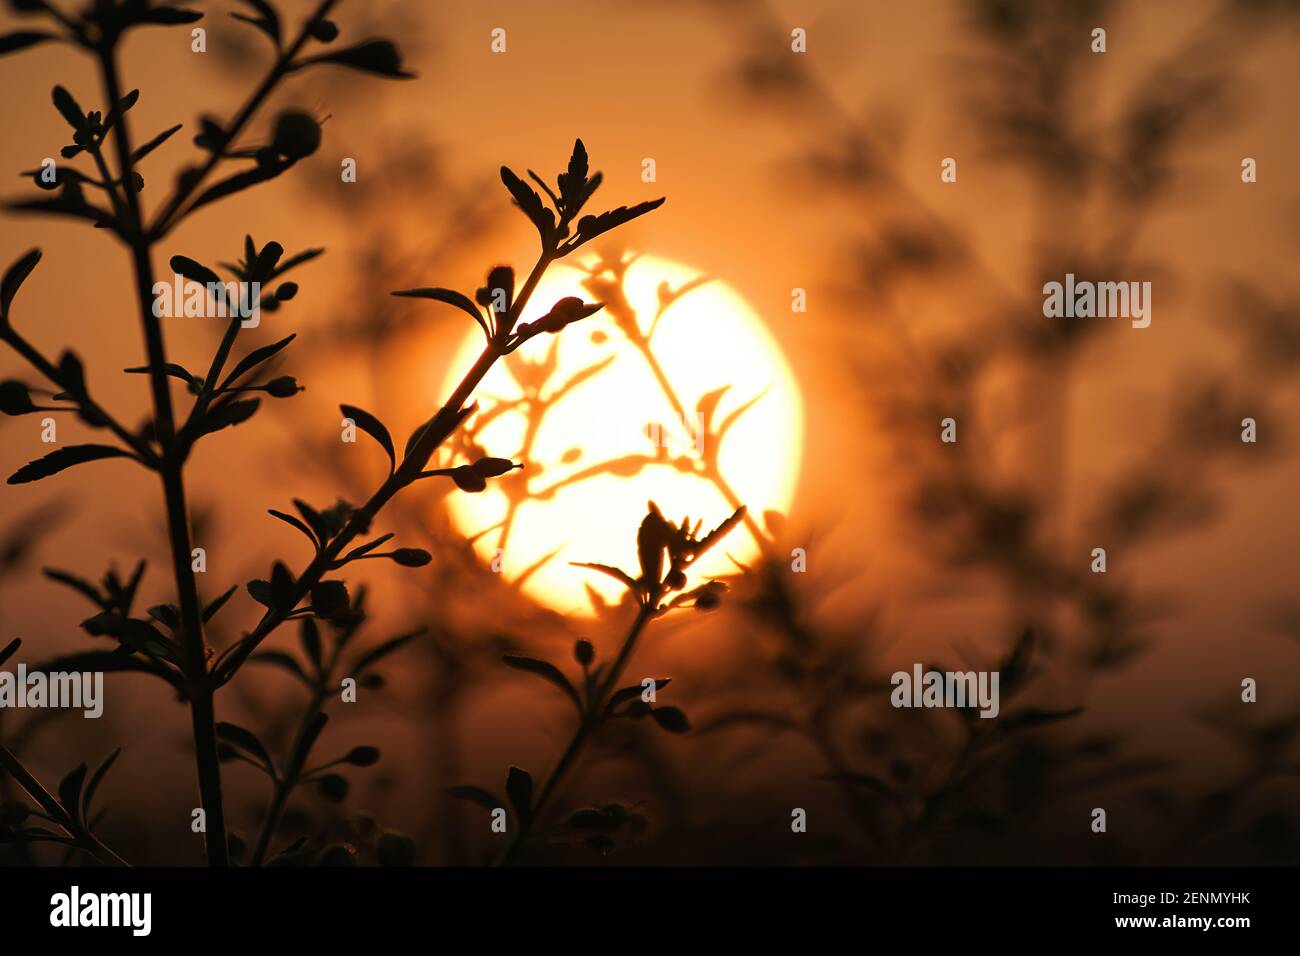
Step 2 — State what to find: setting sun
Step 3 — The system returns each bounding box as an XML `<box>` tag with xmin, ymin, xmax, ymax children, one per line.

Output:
<box><xmin>441</xmin><ymin>253</ymin><xmax>803</xmax><ymax>613</ymax></box>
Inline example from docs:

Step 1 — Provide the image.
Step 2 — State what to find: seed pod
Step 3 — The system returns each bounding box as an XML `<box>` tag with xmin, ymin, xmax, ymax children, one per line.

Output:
<box><xmin>0</xmin><ymin>380</ymin><xmax>36</xmax><ymax>415</ymax></box>
<box><xmin>472</xmin><ymin>456</ymin><xmax>516</xmax><ymax>478</ymax></box>
<box><xmin>272</xmin><ymin>110</ymin><xmax>322</xmax><ymax>160</ymax></box>
<box><xmin>344</xmin><ymin>746</ymin><xmax>381</xmax><ymax>767</ymax></box>
<box><xmin>388</xmin><ymin>547</ymin><xmax>432</xmax><ymax>567</ymax></box>
<box><xmin>264</xmin><ymin>376</ymin><xmax>300</xmax><ymax>398</ymax></box>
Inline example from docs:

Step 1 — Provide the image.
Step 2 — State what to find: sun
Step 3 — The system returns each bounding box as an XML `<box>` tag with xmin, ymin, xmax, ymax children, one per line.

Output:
<box><xmin>440</xmin><ymin>252</ymin><xmax>803</xmax><ymax>614</ymax></box>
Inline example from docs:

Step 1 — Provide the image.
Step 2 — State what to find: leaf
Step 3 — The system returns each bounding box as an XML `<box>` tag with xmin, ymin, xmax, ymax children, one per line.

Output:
<box><xmin>41</xmin><ymin>568</ymin><xmax>100</xmax><ymax>605</ymax></box>
<box><xmin>169</xmin><ymin>255</ymin><xmax>222</xmax><ymax>290</ymax></box>
<box><xmin>101</xmin><ymin>90</ymin><xmax>139</xmax><ymax>134</ymax></box>
<box><xmin>339</xmin><ymin>532</ymin><xmax>394</xmax><ymax>563</ymax></box>
<box><xmin>0</xmin><ymin>637</ymin><xmax>20</xmax><ymax>668</ymax></box>
<box><xmin>124</xmin><ymin>362</ymin><xmax>199</xmax><ymax>386</ymax></box>
<box><xmin>299</xmin><ymin>618</ymin><xmax>322</xmax><ymax>673</ymax></box>
<box><xmin>194</xmin><ymin>398</ymin><xmax>259</xmax><ymax>437</ymax></box>
<box><xmin>310</xmin><ymin>580</ymin><xmax>349</xmax><ymax>620</ymax></box>
<box><xmin>222</xmin><ymin>334</ymin><xmax>295</xmax><ymax>387</ymax></box>
<box><xmin>33</xmin><ymin>649</ymin><xmax>177</xmax><ymax>687</ymax></box>
<box><xmin>693</xmin><ymin>506</ymin><xmax>747</xmax><ymax>560</ymax></box>
<box><xmin>0</xmin><ymin>32</ymin><xmax>55</xmax><ymax>57</ymax></box>
<box><xmin>339</xmin><ymin>404</ymin><xmax>395</xmax><ymax>472</ymax></box>
<box><xmin>188</xmin><ymin>159</ymin><xmax>292</xmax><ymax>215</ymax></box>
<box><xmin>573</xmin><ymin>198</ymin><xmax>665</xmax><ymax>246</ymax></box>
<box><xmin>6</xmin><ymin>190</ymin><xmax>116</xmax><ymax>228</ymax></box>
<box><xmin>390</xmin><ymin>288</ymin><xmax>487</xmax><ymax>337</ymax></box>
<box><xmin>636</xmin><ymin>505</ymin><xmax>669</xmax><ymax>586</ymax></box>
<box><xmin>403</xmin><ymin>403</ymin><xmax>474</xmax><ymax>463</ymax></box>
<box><xmin>57</xmin><ymin>350</ymin><xmax>86</xmax><ymax>399</ymax></box>
<box><xmin>94</xmin><ymin>617</ymin><xmax>175</xmax><ymax>664</ymax></box>
<box><xmin>500</xmin><ymin>166</ymin><xmax>555</xmax><ymax>240</ymax></box>
<box><xmin>202</xmin><ymin>585</ymin><xmax>238</xmax><ymax>623</ymax></box>
<box><xmin>651</xmin><ymin>706</ymin><xmax>691</xmax><ymax>734</ymax></box>
<box><xmin>606</xmin><ymin>678</ymin><xmax>671</xmax><ymax>711</ymax></box>
<box><xmin>1</xmin><ymin>248</ymin><xmax>42</xmax><ymax>318</ymax></box>
<box><xmin>269</xmin><ymin>247</ymin><xmax>324</xmax><ymax>280</ymax></box>
<box><xmin>1000</xmin><ymin>629</ymin><xmax>1035</xmax><ymax>694</ymax></box>
<box><xmin>557</xmin><ymin>138</ymin><xmax>590</xmax><ymax>212</ymax></box>
<box><xmin>138</xmin><ymin>6</ymin><xmax>204</xmax><ymax>25</ymax></box>
<box><xmin>268</xmin><ymin>509</ymin><xmax>319</xmax><ymax>547</ymax></box>
<box><xmin>231</xmin><ymin>0</ymin><xmax>279</xmax><ymax>44</ymax></box>
<box><xmin>715</xmin><ymin>389</ymin><xmax>766</xmax><ymax>444</ymax></box>
<box><xmin>298</xmin><ymin>39</ymin><xmax>414</xmax><ymax>78</ymax></box>
<box><xmin>246</xmin><ymin>578</ymin><xmax>272</xmax><ymax>607</ymax></box>
<box><xmin>270</xmin><ymin>561</ymin><xmax>296</xmax><ymax>610</ymax></box>
<box><xmin>7</xmin><ymin>445</ymin><xmax>132</xmax><ymax>484</ymax></box>
<box><xmin>58</xmin><ymin>763</ymin><xmax>88</xmax><ymax>825</ymax></box>
<box><xmin>215</xmin><ymin>722</ymin><xmax>273</xmax><ymax>770</ymax></box>
<box><xmin>352</xmin><ymin>630</ymin><xmax>422</xmax><ymax>674</ymax></box>
<box><xmin>81</xmin><ymin>749</ymin><xmax>121</xmax><ymax>821</ymax></box>
<box><xmin>130</xmin><ymin>123</ymin><xmax>182</xmax><ymax>164</ymax></box>
<box><xmin>502</xmin><ymin>655</ymin><xmax>582</xmax><ymax>712</ymax></box>
<box><xmin>446</xmin><ymin>786</ymin><xmax>499</xmax><ymax>812</ymax></box>
<box><xmin>51</xmin><ymin>85</ymin><xmax>84</xmax><ymax>130</ymax></box>
<box><xmin>570</xmin><ymin>562</ymin><xmax>638</xmax><ymax>592</ymax></box>
<box><xmin>695</xmin><ymin>385</ymin><xmax>729</xmax><ymax>433</ymax></box>
<box><xmin>249</xmin><ymin>650</ymin><xmax>308</xmax><ymax>683</ymax></box>
<box><xmin>292</xmin><ymin>713</ymin><xmax>328</xmax><ymax>772</ymax></box>
<box><xmin>505</xmin><ymin>766</ymin><xmax>533</xmax><ymax>823</ymax></box>
<box><xmin>292</xmin><ymin>499</ymin><xmax>328</xmax><ymax>543</ymax></box>
<box><xmin>102</xmin><ymin>89</ymin><xmax>139</xmax><ymax>132</ymax></box>
<box><xmin>146</xmin><ymin>603</ymin><xmax>180</xmax><ymax>630</ymax></box>
<box><xmin>251</xmin><ymin>241</ymin><xmax>284</xmax><ymax>281</ymax></box>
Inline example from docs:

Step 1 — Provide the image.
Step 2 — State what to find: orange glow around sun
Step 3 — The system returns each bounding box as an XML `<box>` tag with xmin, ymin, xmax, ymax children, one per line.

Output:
<box><xmin>441</xmin><ymin>253</ymin><xmax>803</xmax><ymax>614</ymax></box>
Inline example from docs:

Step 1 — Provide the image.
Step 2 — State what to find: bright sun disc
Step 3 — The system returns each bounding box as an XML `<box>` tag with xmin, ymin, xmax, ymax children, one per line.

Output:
<box><xmin>441</xmin><ymin>253</ymin><xmax>803</xmax><ymax>614</ymax></box>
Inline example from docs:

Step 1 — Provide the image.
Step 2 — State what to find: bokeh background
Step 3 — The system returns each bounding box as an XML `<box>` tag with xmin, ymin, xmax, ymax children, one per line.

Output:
<box><xmin>2</xmin><ymin>0</ymin><xmax>1299</xmax><ymax>865</ymax></box>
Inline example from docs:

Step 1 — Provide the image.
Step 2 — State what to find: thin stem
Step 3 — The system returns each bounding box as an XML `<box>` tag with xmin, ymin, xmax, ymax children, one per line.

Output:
<box><xmin>185</xmin><ymin>315</ymin><xmax>242</xmax><ymax>429</ymax></box>
<box><xmin>250</xmin><ymin>685</ymin><xmax>328</xmax><ymax>867</ymax></box>
<box><xmin>97</xmin><ymin>42</ymin><xmax>229</xmax><ymax>866</ymax></box>
<box><xmin>148</xmin><ymin>0</ymin><xmax>339</xmax><ymax>238</ymax></box>
<box><xmin>0</xmin><ymin>742</ymin><xmax>129</xmax><ymax>867</ymax></box>
<box><xmin>494</xmin><ymin>603</ymin><xmax>656</xmax><ymax>866</ymax></box>
<box><xmin>217</xmin><ymin>251</ymin><xmax>559</xmax><ymax>683</ymax></box>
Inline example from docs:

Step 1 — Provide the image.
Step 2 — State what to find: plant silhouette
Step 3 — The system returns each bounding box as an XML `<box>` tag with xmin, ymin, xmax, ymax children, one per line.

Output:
<box><xmin>449</xmin><ymin>500</ymin><xmax>745</xmax><ymax>865</ymax></box>
<box><xmin>0</xmin><ymin>0</ymin><xmax>666</xmax><ymax>866</ymax></box>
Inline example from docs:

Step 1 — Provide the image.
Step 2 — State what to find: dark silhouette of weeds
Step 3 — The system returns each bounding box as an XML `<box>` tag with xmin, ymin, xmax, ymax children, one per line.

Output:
<box><xmin>448</xmin><ymin>501</ymin><xmax>745</xmax><ymax>865</ymax></box>
<box><xmin>0</xmin><ymin>0</ymin><xmax>662</xmax><ymax>866</ymax></box>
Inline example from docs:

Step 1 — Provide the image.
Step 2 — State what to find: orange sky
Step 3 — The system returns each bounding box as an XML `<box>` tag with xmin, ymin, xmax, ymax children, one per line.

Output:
<box><xmin>2</xmin><ymin>0</ymin><xmax>1298</xmax><ymax>824</ymax></box>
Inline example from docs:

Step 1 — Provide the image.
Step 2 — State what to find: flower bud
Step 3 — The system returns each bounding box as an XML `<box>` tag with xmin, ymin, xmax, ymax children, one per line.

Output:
<box><xmin>272</xmin><ymin>110</ymin><xmax>322</xmax><ymax>160</ymax></box>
